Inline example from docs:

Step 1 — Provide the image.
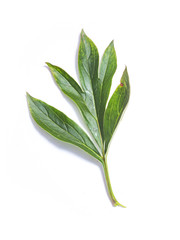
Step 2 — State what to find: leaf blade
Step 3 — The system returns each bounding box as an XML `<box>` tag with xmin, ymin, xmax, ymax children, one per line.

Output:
<box><xmin>27</xmin><ymin>93</ymin><xmax>103</xmax><ymax>163</ymax></box>
<box><xmin>98</xmin><ymin>41</ymin><xmax>117</xmax><ymax>131</ymax></box>
<box><xmin>103</xmin><ymin>67</ymin><xmax>130</xmax><ymax>152</ymax></box>
<box><xmin>78</xmin><ymin>29</ymin><xmax>100</xmax><ymax>117</ymax></box>
<box><xmin>46</xmin><ymin>62</ymin><xmax>83</xmax><ymax>100</ymax></box>
<box><xmin>46</xmin><ymin>62</ymin><xmax>103</xmax><ymax>149</ymax></box>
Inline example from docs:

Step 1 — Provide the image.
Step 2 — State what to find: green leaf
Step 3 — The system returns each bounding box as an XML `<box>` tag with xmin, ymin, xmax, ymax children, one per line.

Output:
<box><xmin>98</xmin><ymin>41</ymin><xmax>117</xmax><ymax>132</ymax></box>
<box><xmin>27</xmin><ymin>93</ymin><xmax>103</xmax><ymax>163</ymax></box>
<box><xmin>27</xmin><ymin>30</ymin><xmax>130</xmax><ymax>207</ymax></box>
<box><xmin>46</xmin><ymin>62</ymin><xmax>103</xmax><ymax>149</ymax></box>
<box><xmin>103</xmin><ymin>67</ymin><xmax>130</xmax><ymax>152</ymax></box>
<box><xmin>46</xmin><ymin>62</ymin><xmax>83</xmax><ymax>102</ymax></box>
<box><xmin>78</xmin><ymin>30</ymin><xmax>101</xmax><ymax>119</ymax></box>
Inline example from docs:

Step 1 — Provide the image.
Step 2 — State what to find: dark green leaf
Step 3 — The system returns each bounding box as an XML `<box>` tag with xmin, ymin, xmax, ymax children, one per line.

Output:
<box><xmin>46</xmin><ymin>62</ymin><xmax>83</xmax><ymax>103</ymax></box>
<box><xmin>98</xmin><ymin>41</ymin><xmax>117</xmax><ymax>132</ymax></box>
<box><xmin>103</xmin><ymin>67</ymin><xmax>130</xmax><ymax>152</ymax></box>
<box><xmin>78</xmin><ymin>30</ymin><xmax>101</xmax><ymax>118</ymax></box>
<box><xmin>27</xmin><ymin>93</ymin><xmax>103</xmax><ymax>163</ymax></box>
<box><xmin>46</xmin><ymin>62</ymin><xmax>103</xmax><ymax>150</ymax></box>
<box><xmin>27</xmin><ymin>30</ymin><xmax>131</xmax><ymax>206</ymax></box>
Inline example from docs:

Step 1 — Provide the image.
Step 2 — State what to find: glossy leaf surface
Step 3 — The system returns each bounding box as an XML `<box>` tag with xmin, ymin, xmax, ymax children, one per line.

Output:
<box><xmin>46</xmin><ymin>62</ymin><xmax>102</xmax><ymax>149</ymax></box>
<box><xmin>27</xmin><ymin>93</ymin><xmax>103</xmax><ymax>163</ymax></box>
<box><xmin>103</xmin><ymin>67</ymin><xmax>130</xmax><ymax>152</ymax></box>
<box><xmin>27</xmin><ymin>30</ymin><xmax>130</xmax><ymax>207</ymax></box>
<box><xmin>98</xmin><ymin>41</ymin><xmax>117</xmax><ymax>132</ymax></box>
<box><xmin>78</xmin><ymin>30</ymin><xmax>101</xmax><ymax>119</ymax></box>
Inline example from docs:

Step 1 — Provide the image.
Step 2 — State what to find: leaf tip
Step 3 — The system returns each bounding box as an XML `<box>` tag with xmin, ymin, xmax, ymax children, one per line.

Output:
<box><xmin>45</xmin><ymin>62</ymin><xmax>52</xmax><ymax>68</ymax></box>
<box><xmin>81</xmin><ymin>29</ymin><xmax>86</xmax><ymax>38</ymax></box>
<box><xmin>110</xmin><ymin>40</ymin><xmax>114</xmax><ymax>46</ymax></box>
<box><xmin>26</xmin><ymin>92</ymin><xmax>31</xmax><ymax>99</ymax></box>
<box><xmin>120</xmin><ymin>65</ymin><xmax>130</xmax><ymax>88</ymax></box>
<box><xmin>124</xmin><ymin>66</ymin><xmax>129</xmax><ymax>79</ymax></box>
<box><xmin>26</xmin><ymin>92</ymin><xmax>33</xmax><ymax>110</ymax></box>
<box><xmin>45</xmin><ymin>62</ymin><xmax>55</xmax><ymax>74</ymax></box>
<box><xmin>26</xmin><ymin>92</ymin><xmax>35</xmax><ymax>104</ymax></box>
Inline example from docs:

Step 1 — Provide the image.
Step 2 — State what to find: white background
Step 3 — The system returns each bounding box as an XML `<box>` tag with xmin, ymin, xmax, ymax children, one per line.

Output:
<box><xmin>1</xmin><ymin>0</ymin><xmax>180</xmax><ymax>239</ymax></box>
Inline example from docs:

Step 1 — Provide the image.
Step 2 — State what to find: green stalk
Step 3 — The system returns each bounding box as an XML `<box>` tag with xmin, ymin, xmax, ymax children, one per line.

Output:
<box><xmin>102</xmin><ymin>158</ymin><xmax>126</xmax><ymax>207</ymax></box>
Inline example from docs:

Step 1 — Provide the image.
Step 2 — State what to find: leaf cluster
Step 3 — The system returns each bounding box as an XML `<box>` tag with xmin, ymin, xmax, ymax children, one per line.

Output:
<box><xmin>27</xmin><ymin>30</ymin><xmax>130</xmax><ymax>162</ymax></box>
<box><xmin>27</xmin><ymin>30</ymin><xmax>130</xmax><ymax>206</ymax></box>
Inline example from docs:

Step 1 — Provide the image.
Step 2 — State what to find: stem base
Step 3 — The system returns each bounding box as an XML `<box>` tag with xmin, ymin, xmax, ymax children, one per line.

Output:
<box><xmin>102</xmin><ymin>159</ymin><xmax>126</xmax><ymax>208</ymax></box>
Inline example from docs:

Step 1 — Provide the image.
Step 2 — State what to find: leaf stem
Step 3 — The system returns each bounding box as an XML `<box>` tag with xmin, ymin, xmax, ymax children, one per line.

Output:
<box><xmin>102</xmin><ymin>158</ymin><xmax>126</xmax><ymax>207</ymax></box>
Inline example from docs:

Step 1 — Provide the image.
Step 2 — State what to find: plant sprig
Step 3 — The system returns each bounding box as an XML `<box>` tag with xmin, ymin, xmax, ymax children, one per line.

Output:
<box><xmin>27</xmin><ymin>30</ymin><xmax>130</xmax><ymax>207</ymax></box>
